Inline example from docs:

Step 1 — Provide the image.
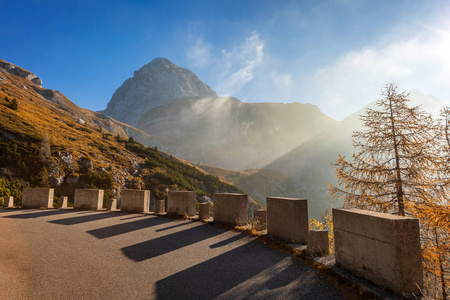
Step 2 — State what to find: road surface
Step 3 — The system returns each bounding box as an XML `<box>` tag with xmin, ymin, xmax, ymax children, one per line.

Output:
<box><xmin>0</xmin><ymin>209</ymin><xmax>343</xmax><ymax>299</ymax></box>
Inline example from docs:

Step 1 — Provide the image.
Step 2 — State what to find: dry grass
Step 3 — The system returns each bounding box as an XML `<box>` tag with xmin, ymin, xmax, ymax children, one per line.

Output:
<box><xmin>0</xmin><ymin>67</ymin><xmax>141</xmax><ymax>192</ymax></box>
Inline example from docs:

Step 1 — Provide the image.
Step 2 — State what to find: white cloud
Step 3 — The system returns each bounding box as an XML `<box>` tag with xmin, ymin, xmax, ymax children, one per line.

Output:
<box><xmin>311</xmin><ymin>27</ymin><xmax>450</xmax><ymax>120</ymax></box>
<box><xmin>270</xmin><ymin>71</ymin><xmax>292</xmax><ymax>89</ymax></box>
<box><xmin>186</xmin><ymin>38</ymin><xmax>212</xmax><ymax>68</ymax></box>
<box><xmin>217</xmin><ymin>31</ymin><xmax>265</xmax><ymax>96</ymax></box>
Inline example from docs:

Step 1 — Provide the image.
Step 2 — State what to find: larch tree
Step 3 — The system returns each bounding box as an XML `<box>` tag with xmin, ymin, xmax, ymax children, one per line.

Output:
<box><xmin>329</xmin><ymin>83</ymin><xmax>449</xmax><ymax>298</ymax></box>
<box><xmin>330</xmin><ymin>83</ymin><xmax>438</xmax><ymax>216</ymax></box>
<box><xmin>417</xmin><ymin>107</ymin><xmax>450</xmax><ymax>299</ymax></box>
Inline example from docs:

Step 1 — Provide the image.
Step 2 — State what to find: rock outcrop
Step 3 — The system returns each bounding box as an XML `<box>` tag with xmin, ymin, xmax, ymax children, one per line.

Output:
<box><xmin>101</xmin><ymin>58</ymin><xmax>217</xmax><ymax>126</ymax></box>
<box><xmin>0</xmin><ymin>59</ymin><xmax>42</xmax><ymax>87</ymax></box>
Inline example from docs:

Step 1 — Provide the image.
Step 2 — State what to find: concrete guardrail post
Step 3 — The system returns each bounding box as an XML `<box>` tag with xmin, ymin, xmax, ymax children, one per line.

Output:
<box><xmin>22</xmin><ymin>188</ymin><xmax>54</xmax><ymax>209</ymax></box>
<box><xmin>266</xmin><ymin>197</ymin><xmax>308</xmax><ymax>244</ymax></box>
<box><xmin>167</xmin><ymin>191</ymin><xmax>196</xmax><ymax>217</ymax></box>
<box><xmin>121</xmin><ymin>190</ymin><xmax>150</xmax><ymax>213</ymax></box>
<box><xmin>74</xmin><ymin>189</ymin><xmax>104</xmax><ymax>210</ymax></box>
<box><xmin>333</xmin><ymin>208</ymin><xmax>423</xmax><ymax>296</ymax></box>
<box><xmin>253</xmin><ymin>209</ymin><xmax>267</xmax><ymax>231</ymax></box>
<box><xmin>213</xmin><ymin>193</ymin><xmax>248</xmax><ymax>226</ymax></box>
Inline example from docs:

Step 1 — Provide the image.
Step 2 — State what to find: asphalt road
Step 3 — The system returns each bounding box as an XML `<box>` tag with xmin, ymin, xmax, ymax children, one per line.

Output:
<box><xmin>0</xmin><ymin>209</ymin><xmax>343</xmax><ymax>299</ymax></box>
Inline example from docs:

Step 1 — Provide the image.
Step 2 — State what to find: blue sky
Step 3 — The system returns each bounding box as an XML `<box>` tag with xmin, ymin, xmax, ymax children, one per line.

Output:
<box><xmin>1</xmin><ymin>0</ymin><xmax>449</xmax><ymax>120</ymax></box>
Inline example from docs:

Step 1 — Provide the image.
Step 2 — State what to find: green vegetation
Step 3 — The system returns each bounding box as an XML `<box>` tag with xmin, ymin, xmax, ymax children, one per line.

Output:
<box><xmin>0</xmin><ymin>178</ymin><xmax>24</xmax><ymax>206</ymax></box>
<box><xmin>0</xmin><ymin>142</ymin><xmax>21</xmax><ymax>167</ymax></box>
<box><xmin>0</xmin><ymin>140</ymin><xmax>50</xmax><ymax>187</ymax></box>
<box><xmin>4</xmin><ymin>97</ymin><xmax>19</xmax><ymax>110</ymax></box>
<box><xmin>77</xmin><ymin>126</ymin><xmax>92</xmax><ymax>133</ymax></box>
<box><xmin>123</xmin><ymin>139</ymin><xmax>240</xmax><ymax>196</ymax></box>
<box><xmin>81</xmin><ymin>171</ymin><xmax>114</xmax><ymax>190</ymax></box>
<box><xmin>80</xmin><ymin>171</ymin><xmax>115</xmax><ymax>206</ymax></box>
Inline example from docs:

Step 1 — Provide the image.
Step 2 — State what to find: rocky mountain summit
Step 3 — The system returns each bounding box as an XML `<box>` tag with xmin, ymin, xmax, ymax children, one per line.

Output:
<box><xmin>101</xmin><ymin>58</ymin><xmax>217</xmax><ymax>126</ymax></box>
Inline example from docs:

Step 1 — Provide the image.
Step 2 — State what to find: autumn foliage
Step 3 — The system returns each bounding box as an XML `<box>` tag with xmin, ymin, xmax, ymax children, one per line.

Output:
<box><xmin>330</xmin><ymin>83</ymin><xmax>449</xmax><ymax>299</ymax></box>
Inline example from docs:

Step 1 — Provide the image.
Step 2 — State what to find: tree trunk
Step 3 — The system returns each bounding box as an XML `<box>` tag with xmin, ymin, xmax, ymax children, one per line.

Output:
<box><xmin>388</xmin><ymin>93</ymin><xmax>405</xmax><ymax>216</ymax></box>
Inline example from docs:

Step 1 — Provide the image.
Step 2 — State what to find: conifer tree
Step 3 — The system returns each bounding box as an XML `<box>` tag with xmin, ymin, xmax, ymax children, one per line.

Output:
<box><xmin>330</xmin><ymin>83</ymin><xmax>437</xmax><ymax>216</ymax></box>
<box><xmin>330</xmin><ymin>83</ymin><xmax>449</xmax><ymax>298</ymax></box>
<box><xmin>417</xmin><ymin>107</ymin><xmax>450</xmax><ymax>299</ymax></box>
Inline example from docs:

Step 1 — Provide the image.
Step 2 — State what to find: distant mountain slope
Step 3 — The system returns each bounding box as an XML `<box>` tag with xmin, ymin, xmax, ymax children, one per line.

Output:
<box><xmin>0</xmin><ymin>59</ymin><xmax>241</xmax><ymax>206</ymax></box>
<box><xmin>101</xmin><ymin>58</ymin><xmax>217</xmax><ymax>127</ymax></box>
<box><xmin>136</xmin><ymin>96</ymin><xmax>337</xmax><ymax>170</ymax></box>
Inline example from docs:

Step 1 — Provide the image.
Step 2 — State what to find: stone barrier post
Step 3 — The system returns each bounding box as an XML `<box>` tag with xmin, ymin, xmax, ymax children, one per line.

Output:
<box><xmin>58</xmin><ymin>196</ymin><xmax>68</xmax><ymax>209</ymax></box>
<box><xmin>74</xmin><ymin>189</ymin><xmax>104</xmax><ymax>210</ymax></box>
<box><xmin>266</xmin><ymin>197</ymin><xmax>308</xmax><ymax>244</ymax></box>
<box><xmin>3</xmin><ymin>196</ymin><xmax>14</xmax><ymax>208</ymax></box>
<box><xmin>107</xmin><ymin>199</ymin><xmax>117</xmax><ymax>211</ymax></box>
<box><xmin>307</xmin><ymin>230</ymin><xmax>329</xmax><ymax>256</ymax></box>
<box><xmin>253</xmin><ymin>209</ymin><xmax>267</xmax><ymax>231</ymax></box>
<box><xmin>198</xmin><ymin>202</ymin><xmax>210</xmax><ymax>220</ymax></box>
<box><xmin>22</xmin><ymin>188</ymin><xmax>54</xmax><ymax>209</ymax></box>
<box><xmin>120</xmin><ymin>190</ymin><xmax>150</xmax><ymax>213</ymax></box>
<box><xmin>213</xmin><ymin>193</ymin><xmax>248</xmax><ymax>226</ymax></box>
<box><xmin>333</xmin><ymin>208</ymin><xmax>423</xmax><ymax>296</ymax></box>
<box><xmin>167</xmin><ymin>191</ymin><xmax>196</xmax><ymax>217</ymax></box>
<box><xmin>155</xmin><ymin>200</ymin><xmax>165</xmax><ymax>214</ymax></box>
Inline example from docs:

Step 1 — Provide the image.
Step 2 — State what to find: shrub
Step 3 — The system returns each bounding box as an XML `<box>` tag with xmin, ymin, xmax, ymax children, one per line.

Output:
<box><xmin>0</xmin><ymin>142</ymin><xmax>21</xmax><ymax>167</ymax></box>
<box><xmin>4</xmin><ymin>97</ymin><xmax>18</xmax><ymax>110</ymax></box>
<box><xmin>77</xmin><ymin>127</ymin><xmax>92</xmax><ymax>133</ymax></box>
<box><xmin>0</xmin><ymin>179</ymin><xmax>23</xmax><ymax>206</ymax></box>
<box><xmin>81</xmin><ymin>171</ymin><xmax>114</xmax><ymax>190</ymax></box>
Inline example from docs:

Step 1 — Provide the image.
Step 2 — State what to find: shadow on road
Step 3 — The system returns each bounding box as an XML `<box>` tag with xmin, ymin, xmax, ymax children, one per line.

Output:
<box><xmin>155</xmin><ymin>222</ymin><xmax>190</xmax><ymax>232</ymax></box>
<box><xmin>2</xmin><ymin>209</ymin><xmax>75</xmax><ymax>219</ymax></box>
<box><xmin>121</xmin><ymin>224</ymin><xmax>224</xmax><ymax>261</ymax></box>
<box><xmin>87</xmin><ymin>216</ymin><xmax>175</xmax><ymax>239</ymax></box>
<box><xmin>120</xmin><ymin>215</ymin><xmax>148</xmax><ymax>221</ymax></box>
<box><xmin>156</xmin><ymin>240</ymin><xmax>328</xmax><ymax>299</ymax></box>
<box><xmin>155</xmin><ymin>240</ymin><xmax>282</xmax><ymax>299</ymax></box>
<box><xmin>209</xmin><ymin>233</ymin><xmax>245</xmax><ymax>249</ymax></box>
<box><xmin>48</xmin><ymin>211</ymin><xmax>122</xmax><ymax>225</ymax></box>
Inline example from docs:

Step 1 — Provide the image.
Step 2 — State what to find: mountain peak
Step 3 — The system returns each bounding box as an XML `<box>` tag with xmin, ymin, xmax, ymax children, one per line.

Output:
<box><xmin>102</xmin><ymin>58</ymin><xmax>217</xmax><ymax>126</ymax></box>
<box><xmin>149</xmin><ymin>57</ymin><xmax>175</xmax><ymax>65</ymax></box>
<box><xmin>136</xmin><ymin>58</ymin><xmax>178</xmax><ymax>75</ymax></box>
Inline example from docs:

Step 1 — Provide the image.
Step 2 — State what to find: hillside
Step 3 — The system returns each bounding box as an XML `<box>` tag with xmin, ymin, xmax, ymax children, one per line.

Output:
<box><xmin>0</xmin><ymin>59</ymin><xmax>242</xmax><ymax>207</ymax></box>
